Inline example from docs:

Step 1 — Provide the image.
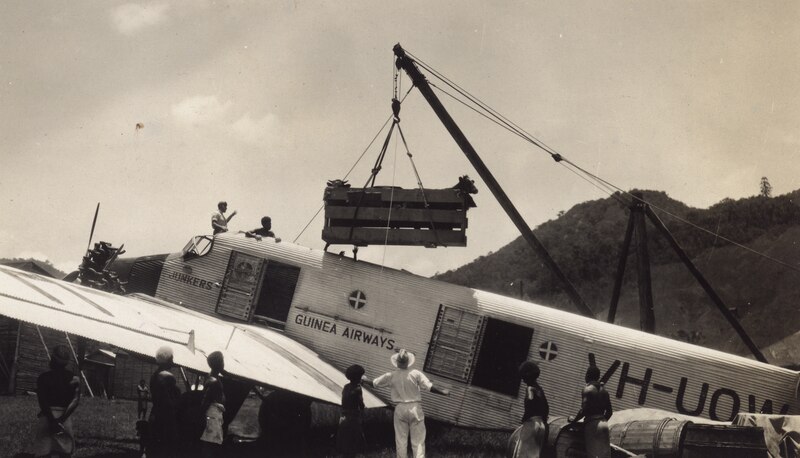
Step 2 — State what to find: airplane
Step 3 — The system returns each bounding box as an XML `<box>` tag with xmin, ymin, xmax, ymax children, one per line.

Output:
<box><xmin>0</xmin><ymin>229</ymin><xmax>796</xmax><ymax>434</ymax></box>
<box><xmin>1</xmin><ymin>44</ymin><xmax>797</xmax><ymax>455</ymax></box>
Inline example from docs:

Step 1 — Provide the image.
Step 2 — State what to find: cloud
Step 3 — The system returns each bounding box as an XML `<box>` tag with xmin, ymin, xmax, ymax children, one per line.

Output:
<box><xmin>14</xmin><ymin>251</ymin><xmax>52</xmax><ymax>261</ymax></box>
<box><xmin>780</xmin><ymin>131</ymin><xmax>799</xmax><ymax>146</ymax></box>
<box><xmin>171</xmin><ymin>95</ymin><xmax>232</xmax><ymax>126</ymax></box>
<box><xmin>111</xmin><ymin>3</ymin><xmax>169</xmax><ymax>35</ymax></box>
<box><xmin>170</xmin><ymin>95</ymin><xmax>282</xmax><ymax>147</ymax></box>
<box><xmin>230</xmin><ymin>113</ymin><xmax>280</xmax><ymax>146</ymax></box>
<box><xmin>13</xmin><ymin>251</ymin><xmax>76</xmax><ymax>273</ymax></box>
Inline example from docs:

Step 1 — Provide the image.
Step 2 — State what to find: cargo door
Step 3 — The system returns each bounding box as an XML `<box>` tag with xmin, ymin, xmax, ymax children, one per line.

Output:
<box><xmin>252</xmin><ymin>260</ymin><xmax>301</xmax><ymax>330</ymax></box>
<box><xmin>424</xmin><ymin>305</ymin><xmax>485</xmax><ymax>383</ymax></box>
<box><xmin>471</xmin><ymin>318</ymin><xmax>533</xmax><ymax>396</ymax></box>
<box><xmin>216</xmin><ymin>251</ymin><xmax>265</xmax><ymax>321</ymax></box>
<box><xmin>424</xmin><ymin>306</ymin><xmax>533</xmax><ymax>396</ymax></box>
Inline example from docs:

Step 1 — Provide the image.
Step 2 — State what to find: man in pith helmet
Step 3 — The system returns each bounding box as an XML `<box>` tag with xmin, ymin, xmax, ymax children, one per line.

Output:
<box><xmin>364</xmin><ymin>348</ymin><xmax>450</xmax><ymax>458</ymax></box>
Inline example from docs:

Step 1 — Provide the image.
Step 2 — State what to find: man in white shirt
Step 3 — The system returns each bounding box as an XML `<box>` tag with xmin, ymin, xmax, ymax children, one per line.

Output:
<box><xmin>211</xmin><ymin>201</ymin><xmax>237</xmax><ymax>234</ymax></box>
<box><xmin>364</xmin><ymin>349</ymin><xmax>449</xmax><ymax>458</ymax></box>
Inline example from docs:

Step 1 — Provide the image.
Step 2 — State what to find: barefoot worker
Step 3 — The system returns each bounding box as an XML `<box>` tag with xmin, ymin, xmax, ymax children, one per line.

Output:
<box><xmin>149</xmin><ymin>346</ymin><xmax>181</xmax><ymax>457</ymax></box>
<box><xmin>199</xmin><ymin>351</ymin><xmax>226</xmax><ymax>457</ymax></box>
<box><xmin>569</xmin><ymin>365</ymin><xmax>613</xmax><ymax>458</ymax></box>
<box><xmin>509</xmin><ymin>361</ymin><xmax>549</xmax><ymax>458</ymax></box>
<box><xmin>337</xmin><ymin>364</ymin><xmax>367</xmax><ymax>457</ymax></box>
<box><xmin>33</xmin><ymin>344</ymin><xmax>81</xmax><ymax>458</ymax></box>
<box><xmin>136</xmin><ymin>379</ymin><xmax>149</xmax><ymax>420</ymax></box>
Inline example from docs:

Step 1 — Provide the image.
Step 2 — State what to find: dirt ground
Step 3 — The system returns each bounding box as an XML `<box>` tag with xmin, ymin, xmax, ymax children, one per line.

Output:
<box><xmin>2</xmin><ymin>394</ymin><xmax>509</xmax><ymax>457</ymax></box>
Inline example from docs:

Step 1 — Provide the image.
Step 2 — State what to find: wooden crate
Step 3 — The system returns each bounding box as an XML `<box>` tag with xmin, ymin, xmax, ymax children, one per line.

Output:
<box><xmin>322</xmin><ymin>186</ymin><xmax>475</xmax><ymax>247</ymax></box>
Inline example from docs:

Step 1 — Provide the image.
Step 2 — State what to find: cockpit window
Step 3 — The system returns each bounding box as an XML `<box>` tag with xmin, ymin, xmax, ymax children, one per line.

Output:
<box><xmin>183</xmin><ymin>235</ymin><xmax>214</xmax><ymax>259</ymax></box>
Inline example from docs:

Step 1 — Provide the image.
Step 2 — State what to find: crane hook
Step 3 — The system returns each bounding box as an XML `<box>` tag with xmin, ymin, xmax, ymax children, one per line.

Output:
<box><xmin>391</xmin><ymin>98</ymin><xmax>401</xmax><ymax>122</ymax></box>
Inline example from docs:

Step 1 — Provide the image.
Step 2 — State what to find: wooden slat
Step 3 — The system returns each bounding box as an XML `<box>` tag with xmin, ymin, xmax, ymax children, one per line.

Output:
<box><xmin>324</xmin><ymin>187</ymin><xmax>474</xmax><ymax>207</ymax></box>
<box><xmin>325</xmin><ymin>206</ymin><xmax>467</xmax><ymax>225</ymax></box>
<box><xmin>322</xmin><ymin>227</ymin><xmax>467</xmax><ymax>247</ymax></box>
<box><xmin>326</xmin><ymin>220</ymin><xmax>464</xmax><ymax>230</ymax></box>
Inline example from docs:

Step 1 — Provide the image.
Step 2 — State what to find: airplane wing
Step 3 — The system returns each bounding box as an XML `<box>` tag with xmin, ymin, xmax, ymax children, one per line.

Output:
<box><xmin>0</xmin><ymin>265</ymin><xmax>384</xmax><ymax>408</ymax></box>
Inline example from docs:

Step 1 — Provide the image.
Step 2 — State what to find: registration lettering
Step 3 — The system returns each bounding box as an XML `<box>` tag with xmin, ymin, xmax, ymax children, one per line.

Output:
<box><xmin>592</xmin><ymin>352</ymin><xmax>791</xmax><ymax>421</ymax></box>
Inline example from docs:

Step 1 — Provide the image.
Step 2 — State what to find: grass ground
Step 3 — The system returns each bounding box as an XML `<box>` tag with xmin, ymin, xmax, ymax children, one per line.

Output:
<box><xmin>1</xmin><ymin>394</ymin><xmax>509</xmax><ymax>457</ymax></box>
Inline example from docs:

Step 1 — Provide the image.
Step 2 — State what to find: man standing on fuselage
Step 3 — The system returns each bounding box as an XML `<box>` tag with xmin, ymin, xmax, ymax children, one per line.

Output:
<box><xmin>211</xmin><ymin>201</ymin><xmax>237</xmax><ymax>235</ymax></box>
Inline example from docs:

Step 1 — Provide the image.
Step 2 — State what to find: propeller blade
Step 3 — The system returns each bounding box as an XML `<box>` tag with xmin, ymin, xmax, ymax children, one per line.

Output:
<box><xmin>86</xmin><ymin>202</ymin><xmax>100</xmax><ymax>253</ymax></box>
<box><xmin>103</xmin><ymin>243</ymin><xmax>125</xmax><ymax>270</ymax></box>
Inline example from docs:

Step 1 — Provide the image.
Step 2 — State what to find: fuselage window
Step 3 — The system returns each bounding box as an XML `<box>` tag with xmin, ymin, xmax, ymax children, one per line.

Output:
<box><xmin>424</xmin><ymin>305</ymin><xmax>484</xmax><ymax>383</ymax></box>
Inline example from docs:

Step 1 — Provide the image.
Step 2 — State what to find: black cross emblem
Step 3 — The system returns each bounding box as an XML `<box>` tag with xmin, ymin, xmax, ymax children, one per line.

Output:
<box><xmin>539</xmin><ymin>341</ymin><xmax>558</xmax><ymax>361</ymax></box>
<box><xmin>348</xmin><ymin>290</ymin><xmax>367</xmax><ymax>310</ymax></box>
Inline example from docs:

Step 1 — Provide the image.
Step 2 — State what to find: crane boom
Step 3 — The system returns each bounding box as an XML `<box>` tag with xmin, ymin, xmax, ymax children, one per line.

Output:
<box><xmin>393</xmin><ymin>44</ymin><xmax>595</xmax><ymax>318</ymax></box>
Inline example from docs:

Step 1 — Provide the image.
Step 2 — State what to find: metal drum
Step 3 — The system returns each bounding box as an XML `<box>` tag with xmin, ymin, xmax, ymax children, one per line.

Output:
<box><xmin>609</xmin><ymin>418</ymin><xmax>690</xmax><ymax>457</ymax></box>
<box><xmin>549</xmin><ymin>416</ymin><xmax>587</xmax><ymax>458</ymax></box>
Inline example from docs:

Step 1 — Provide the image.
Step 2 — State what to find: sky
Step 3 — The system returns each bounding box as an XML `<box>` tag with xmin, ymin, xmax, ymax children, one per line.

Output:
<box><xmin>1</xmin><ymin>1</ymin><xmax>798</xmax><ymax>277</ymax></box>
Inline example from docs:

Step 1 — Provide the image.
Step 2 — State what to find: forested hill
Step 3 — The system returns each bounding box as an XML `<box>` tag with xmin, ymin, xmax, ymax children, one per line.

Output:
<box><xmin>0</xmin><ymin>258</ymin><xmax>67</xmax><ymax>279</ymax></box>
<box><xmin>435</xmin><ymin>189</ymin><xmax>800</xmax><ymax>362</ymax></box>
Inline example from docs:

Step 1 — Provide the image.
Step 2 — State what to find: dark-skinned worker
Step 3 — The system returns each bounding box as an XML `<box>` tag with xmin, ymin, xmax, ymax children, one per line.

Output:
<box><xmin>211</xmin><ymin>201</ymin><xmax>237</xmax><ymax>234</ymax></box>
<box><xmin>509</xmin><ymin>361</ymin><xmax>549</xmax><ymax>458</ymax></box>
<box><xmin>244</xmin><ymin>216</ymin><xmax>281</xmax><ymax>242</ymax></box>
<box><xmin>363</xmin><ymin>349</ymin><xmax>450</xmax><ymax>458</ymax></box>
<box><xmin>136</xmin><ymin>379</ymin><xmax>149</xmax><ymax>420</ymax></box>
<box><xmin>148</xmin><ymin>346</ymin><xmax>181</xmax><ymax>457</ymax></box>
<box><xmin>199</xmin><ymin>351</ymin><xmax>226</xmax><ymax>457</ymax></box>
<box><xmin>255</xmin><ymin>387</ymin><xmax>312</xmax><ymax>455</ymax></box>
<box><xmin>569</xmin><ymin>365</ymin><xmax>613</xmax><ymax>458</ymax></box>
<box><xmin>337</xmin><ymin>364</ymin><xmax>366</xmax><ymax>457</ymax></box>
<box><xmin>33</xmin><ymin>344</ymin><xmax>81</xmax><ymax>458</ymax></box>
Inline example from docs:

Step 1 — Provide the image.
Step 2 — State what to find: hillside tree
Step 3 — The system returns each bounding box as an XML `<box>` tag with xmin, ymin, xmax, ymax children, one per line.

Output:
<box><xmin>760</xmin><ymin>176</ymin><xmax>772</xmax><ymax>197</ymax></box>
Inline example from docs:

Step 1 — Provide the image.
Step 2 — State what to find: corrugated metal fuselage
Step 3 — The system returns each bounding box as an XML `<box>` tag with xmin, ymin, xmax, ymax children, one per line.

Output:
<box><xmin>148</xmin><ymin>233</ymin><xmax>798</xmax><ymax>430</ymax></box>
